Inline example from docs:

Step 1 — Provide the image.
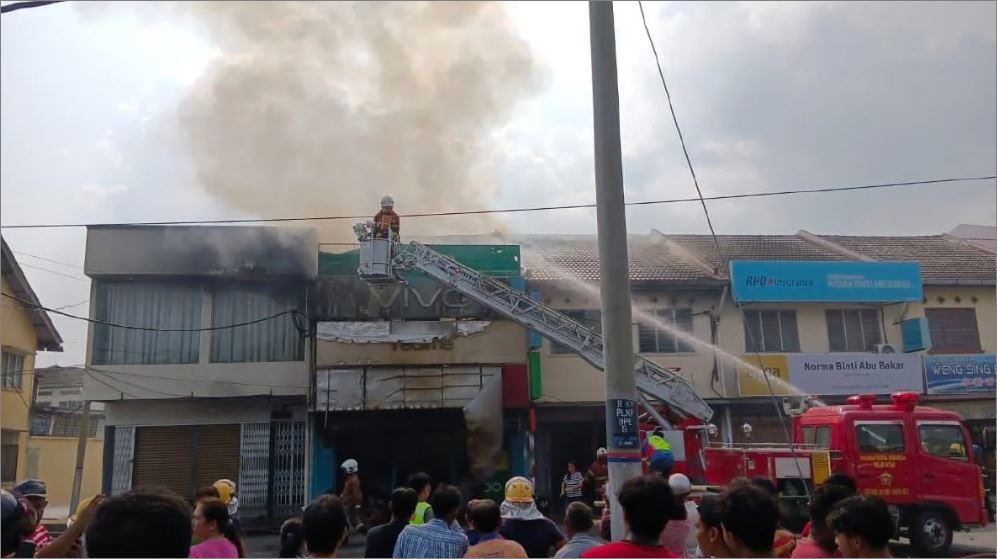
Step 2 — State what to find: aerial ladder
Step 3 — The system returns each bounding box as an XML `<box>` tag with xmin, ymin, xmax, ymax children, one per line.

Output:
<box><xmin>353</xmin><ymin>223</ymin><xmax>714</xmax><ymax>424</ymax></box>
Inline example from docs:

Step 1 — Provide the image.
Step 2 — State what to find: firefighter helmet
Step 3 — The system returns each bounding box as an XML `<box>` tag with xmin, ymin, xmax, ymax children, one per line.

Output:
<box><xmin>213</xmin><ymin>479</ymin><xmax>236</xmax><ymax>505</ymax></box>
<box><xmin>596</xmin><ymin>447</ymin><xmax>608</xmax><ymax>457</ymax></box>
<box><xmin>380</xmin><ymin>195</ymin><xmax>394</xmax><ymax>208</ymax></box>
<box><xmin>504</xmin><ymin>476</ymin><xmax>535</xmax><ymax>503</ymax></box>
<box><xmin>341</xmin><ymin>459</ymin><xmax>359</xmax><ymax>474</ymax></box>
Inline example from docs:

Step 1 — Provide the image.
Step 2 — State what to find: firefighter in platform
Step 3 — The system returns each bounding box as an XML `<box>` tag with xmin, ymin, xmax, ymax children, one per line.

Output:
<box><xmin>642</xmin><ymin>427</ymin><xmax>675</xmax><ymax>477</ymax></box>
<box><xmin>373</xmin><ymin>195</ymin><xmax>400</xmax><ymax>240</ymax></box>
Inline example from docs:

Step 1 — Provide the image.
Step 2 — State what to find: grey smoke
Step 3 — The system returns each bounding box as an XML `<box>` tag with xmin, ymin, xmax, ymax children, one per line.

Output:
<box><xmin>162</xmin><ymin>1</ymin><xmax>542</xmax><ymax>242</ymax></box>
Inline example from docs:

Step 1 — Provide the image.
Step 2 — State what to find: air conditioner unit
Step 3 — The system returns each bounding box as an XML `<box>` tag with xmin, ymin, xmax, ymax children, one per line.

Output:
<box><xmin>875</xmin><ymin>343</ymin><xmax>898</xmax><ymax>354</ymax></box>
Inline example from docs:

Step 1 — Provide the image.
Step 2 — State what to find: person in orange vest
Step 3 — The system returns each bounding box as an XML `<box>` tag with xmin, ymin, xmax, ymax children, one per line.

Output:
<box><xmin>373</xmin><ymin>195</ymin><xmax>400</xmax><ymax>240</ymax></box>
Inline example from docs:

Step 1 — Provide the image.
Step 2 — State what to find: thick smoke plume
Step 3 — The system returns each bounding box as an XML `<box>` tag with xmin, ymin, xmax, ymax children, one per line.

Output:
<box><xmin>168</xmin><ymin>1</ymin><xmax>540</xmax><ymax>242</ymax></box>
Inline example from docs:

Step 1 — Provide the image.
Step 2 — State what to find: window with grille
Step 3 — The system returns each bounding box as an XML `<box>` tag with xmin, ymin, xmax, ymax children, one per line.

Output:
<box><xmin>826</xmin><ymin>309</ymin><xmax>882</xmax><ymax>352</ymax></box>
<box><xmin>551</xmin><ymin>310</ymin><xmax>601</xmax><ymax>355</ymax></box>
<box><xmin>638</xmin><ymin>309</ymin><xmax>694</xmax><ymax>353</ymax></box>
<box><xmin>1</xmin><ymin>431</ymin><xmax>18</xmax><ymax>482</ymax></box>
<box><xmin>51</xmin><ymin>414</ymin><xmax>99</xmax><ymax>438</ymax></box>
<box><xmin>1</xmin><ymin>352</ymin><xmax>24</xmax><ymax>389</ymax></box>
<box><xmin>925</xmin><ymin>308</ymin><xmax>982</xmax><ymax>354</ymax></box>
<box><xmin>743</xmin><ymin>310</ymin><xmax>800</xmax><ymax>353</ymax></box>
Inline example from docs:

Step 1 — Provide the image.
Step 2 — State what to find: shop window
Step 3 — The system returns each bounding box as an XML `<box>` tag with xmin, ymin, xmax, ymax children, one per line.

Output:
<box><xmin>2</xmin><ymin>352</ymin><xmax>24</xmax><ymax>389</ymax></box>
<box><xmin>551</xmin><ymin>310</ymin><xmax>601</xmax><ymax>355</ymax></box>
<box><xmin>855</xmin><ymin>422</ymin><xmax>905</xmax><ymax>453</ymax></box>
<box><xmin>925</xmin><ymin>308</ymin><xmax>982</xmax><ymax>354</ymax></box>
<box><xmin>919</xmin><ymin>424</ymin><xmax>968</xmax><ymax>461</ymax></box>
<box><xmin>744</xmin><ymin>310</ymin><xmax>800</xmax><ymax>353</ymax></box>
<box><xmin>638</xmin><ymin>309</ymin><xmax>694</xmax><ymax>353</ymax></box>
<box><xmin>826</xmin><ymin>309</ymin><xmax>881</xmax><ymax>352</ymax></box>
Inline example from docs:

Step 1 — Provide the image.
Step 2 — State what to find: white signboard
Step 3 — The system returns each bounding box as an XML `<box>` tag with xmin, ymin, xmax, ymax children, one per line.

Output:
<box><xmin>788</xmin><ymin>353</ymin><xmax>922</xmax><ymax>396</ymax></box>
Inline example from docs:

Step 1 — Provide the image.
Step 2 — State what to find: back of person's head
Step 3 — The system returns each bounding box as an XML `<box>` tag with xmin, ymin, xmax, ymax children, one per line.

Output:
<box><xmin>827</xmin><ymin>495</ymin><xmax>893</xmax><ymax>552</ymax></box>
<box><xmin>617</xmin><ymin>475</ymin><xmax>680</xmax><ymax>540</ymax></box>
<box><xmin>823</xmin><ymin>474</ymin><xmax>857</xmax><ymax>493</ymax></box>
<box><xmin>408</xmin><ymin>472</ymin><xmax>432</xmax><ymax>495</ymax></box>
<box><xmin>390</xmin><ymin>487</ymin><xmax>418</xmax><ymax>521</ymax></box>
<box><xmin>749</xmin><ymin>476</ymin><xmax>778</xmax><ymax>498</ymax></box>
<box><xmin>695</xmin><ymin>493</ymin><xmax>729</xmax><ymax>558</ymax></box>
<box><xmin>808</xmin><ymin>484</ymin><xmax>856</xmax><ymax>550</ymax></box>
<box><xmin>564</xmin><ymin>501</ymin><xmax>594</xmax><ymax>534</ymax></box>
<box><xmin>198</xmin><ymin>497</ymin><xmax>245</xmax><ymax>558</ymax></box>
<box><xmin>429</xmin><ymin>485</ymin><xmax>462</xmax><ymax>520</ymax></box>
<box><xmin>194</xmin><ymin>485</ymin><xmax>221</xmax><ymax>504</ymax></box>
<box><xmin>468</xmin><ymin>499</ymin><xmax>502</xmax><ymax>534</ymax></box>
<box><xmin>85</xmin><ymin>488</ymin><xmax>192</xmax><ymax>558</ymax></box>
<box><xmin>279</xmin><ymin>518</ymin><xmax>305</xmax><ymax>559</ymax></box>
<box><xmin>303</xmin><ymin>495</ymin><xmax>349</xmax><ymax>556</ymax></box>
<box><xmin>720</xmin><ymin>483</ymin><xmax>779</xmax><ymax>555</ymax></box>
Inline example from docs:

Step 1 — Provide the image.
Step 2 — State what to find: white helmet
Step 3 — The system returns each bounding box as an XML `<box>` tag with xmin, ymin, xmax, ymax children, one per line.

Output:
<box><xmin>341</xmin><ymin>459</ymin><xmax>358</xmax><ymax>474</ymax></box>
<box><xmin>380</xmin><ymin>195</ymin><xmax>394</xmax><ymax>208</ymax></box>
<box><xmin>668</xmin><ymin>473</ymin><xmax>692</xmax><ymax>496</ymax></box>
<box><xmin>596</xmin><ymin>447</ymin><xmax>608</xmax><ymax>457</ymax></box>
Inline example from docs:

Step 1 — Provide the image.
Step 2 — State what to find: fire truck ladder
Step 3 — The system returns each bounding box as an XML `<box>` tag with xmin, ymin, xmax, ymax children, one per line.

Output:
<box><xmin>387</xmin><ymin>241</ymin><xmax>714</xmax><ymax>422</ymax></box>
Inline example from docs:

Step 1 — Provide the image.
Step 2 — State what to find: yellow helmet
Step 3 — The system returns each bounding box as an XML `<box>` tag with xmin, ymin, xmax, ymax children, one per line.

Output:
<box><xmin>70</xmin><ymin>495</ymin><xmax>97</xmax><ymax>523</ymax></box>
<box><xmin>213</xmin><ymin>479</ymin><xmax>236</xmax><ymax>505</ymax></box>
<box><xmin>504</xmin><ymin>476</ymin><xmax>534</xmax><ymax>503</ymax></box>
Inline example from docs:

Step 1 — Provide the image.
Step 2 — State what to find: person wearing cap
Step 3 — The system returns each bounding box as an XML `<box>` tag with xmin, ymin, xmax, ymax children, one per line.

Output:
<box><xmin>498</xmin><ymin>477</ymin><xmax>565</xmax><ymax>558</ymax></box>
<box><xmin>11</xmin><ymin>480</ymin><xmax>51</xmax><ymax>551</ymax></box>
<box><xmin>659</xmin><ymin>474</ymin><xmax>698</xmax><ymax>557</ymax></box>
<box><xmin>2</xmin><ymin>489</ymin><xmax>32</xmax><ymax>557</ymax></box>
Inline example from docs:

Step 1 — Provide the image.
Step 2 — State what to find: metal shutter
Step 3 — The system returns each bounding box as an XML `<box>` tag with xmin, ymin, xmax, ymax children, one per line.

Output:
<box><xmin>194</xmin><ymin>424</ymin><xmax>241</xmax><ymax>489</ymax></box>
<box><xmin>132</xmin><ymin>426</ymin><xmax>194</xmax><ymax>497</ymax></box>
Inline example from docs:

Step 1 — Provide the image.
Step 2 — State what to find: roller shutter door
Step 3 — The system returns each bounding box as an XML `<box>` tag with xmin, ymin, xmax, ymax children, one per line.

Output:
<box><xmin>132</xmin><ymin>424</ymin><xmax>240</xmax><ymax>500</ymax></box>
<box><xmin>194</xmin><ymin>424</ymin><xmax>240</xmax><ymax>489</ymax></box>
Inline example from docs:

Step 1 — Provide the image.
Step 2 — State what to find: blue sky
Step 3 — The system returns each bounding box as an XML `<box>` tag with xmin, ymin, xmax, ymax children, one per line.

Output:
<box><xmin>2</xmin><ymin>1</ymin><xmax>994</xmax><ymax>365</ymax></box>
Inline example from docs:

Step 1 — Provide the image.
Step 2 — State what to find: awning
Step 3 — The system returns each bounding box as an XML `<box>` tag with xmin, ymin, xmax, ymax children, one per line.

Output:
<box><xmin>923</xmin><ymin>398</ymin><xmax>996</xmax><ymax>420</ymax></box>
<box><xmin>316</xmin><ymin>320</ymin><xmax>491</xmax><ymax>343</ymax></box>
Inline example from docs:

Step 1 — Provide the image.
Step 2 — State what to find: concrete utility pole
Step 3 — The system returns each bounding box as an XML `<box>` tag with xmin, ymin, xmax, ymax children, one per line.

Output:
<box><xmin>589</xmin><ymin>1</ymin><xmax>643</xmax><ymax>541</ymax></box>
<box><xmin>69</xmin><ymin>400</ymin><xmax>92</xmax><ymax>513</ymax></box>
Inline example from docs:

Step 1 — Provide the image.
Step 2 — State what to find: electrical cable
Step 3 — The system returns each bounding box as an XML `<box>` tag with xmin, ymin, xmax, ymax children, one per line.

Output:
<box><xmin>0</xmin><ymin>175</ymin><xmax>992</xmax><ymax>230</ymax></box>
<box><xmin>0</xmin><ymin>1</ymin><xmax>66</xmax><ymax>14</ymax></box>
<box><xmin>17</xmin><ymin>262</ymin><xmax>90</xmax><ymax>282</ymax></box>
<box><xmin>1</xmin><ymin>291</ymin><xmax>301</xmax><ymax>332</ymax></box>
<box><xmin>13</xmin><ymin>250</ymin><xmax>85</xmax><ymax>270</ymax></box>
<box><xmin>638</xmin><ymin>0</ymin><xmax>810</xmax><ymax>492</ymax></box>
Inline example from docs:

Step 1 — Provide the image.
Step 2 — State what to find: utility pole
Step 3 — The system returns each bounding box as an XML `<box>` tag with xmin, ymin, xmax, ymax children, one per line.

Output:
<box><xmin>589</xmin><ymin>1</ymin><xmax>642</xmax><ymax>541</ymax></box>
<box><xmin>69</xmin><ymin>400</ymin><xmax>92</xmax><ymax>513</ymax></box>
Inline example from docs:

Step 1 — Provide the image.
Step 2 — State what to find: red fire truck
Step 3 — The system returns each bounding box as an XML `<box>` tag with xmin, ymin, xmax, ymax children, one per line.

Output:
<box><xmin>687</xmin><ymin>392</ymin><xmax>989</xmax><ymax>556</ymax></box>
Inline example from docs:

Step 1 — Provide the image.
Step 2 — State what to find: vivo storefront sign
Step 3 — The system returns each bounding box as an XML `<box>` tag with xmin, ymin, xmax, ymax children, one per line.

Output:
<box><xmin>730</xmin><ymin>261</ymin><xmax>923</xmax><ymax>303</ymax></box>
<box><xmin>738</xmin><ymin>353</ymin><xmax>923</xmax><ymax>396</ymax></box>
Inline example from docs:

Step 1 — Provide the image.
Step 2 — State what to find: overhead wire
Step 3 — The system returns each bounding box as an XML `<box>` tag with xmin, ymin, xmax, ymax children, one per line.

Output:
<box><xmin>2</xmin><ymin>291</ymin><xmax>301</xmax><ymax>332</ymax></box>
<box><xmin>13</xmin><ymin>250</ymin><xmax>85</xmax><ymax>270</ymax></box>
<box><xmin>638</xmin><ymin>0</ymin><xmax>809</xmax><ymax>491</ymax></box>
<box><xmin>17</xmin><ymin>262</ymin><xmax>90</xmax><ymax>282</ymax></box>
<box><xmin>0</xmin><ymin>175</ymin><xmax>992</xmax><ymax>230</ymax></box>
<box><xmin>0</xmin><ymin>0</ymin><xmax>66</xmax><ymax>14</ymax></box>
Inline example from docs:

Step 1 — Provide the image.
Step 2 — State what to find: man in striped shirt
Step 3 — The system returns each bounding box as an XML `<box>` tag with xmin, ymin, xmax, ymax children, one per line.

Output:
<box><xmin>12</xmin><ymin>479</ymin><xmax>52</xmax><ymax>550</ymax></box>
<box><xmin>560</xmin><ymin>462</ymin><xmax>584</xmax><ymax>505</ymax></box>
<box><xmin>393</xmin><ymin>485</ymin><xmax>468</xmax><ymax>558</ymax></box>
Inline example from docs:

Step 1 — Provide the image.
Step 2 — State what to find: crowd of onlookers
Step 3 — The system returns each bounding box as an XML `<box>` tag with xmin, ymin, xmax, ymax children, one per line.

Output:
<box><xmin>2</xmin><ymin>469</ymin><xmax>895</xmax><ymax>558</ymax></box>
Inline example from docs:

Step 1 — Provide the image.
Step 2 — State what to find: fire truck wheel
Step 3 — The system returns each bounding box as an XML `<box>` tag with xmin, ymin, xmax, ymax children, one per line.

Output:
<box><xmin>910</xmin><ymin>508</ymin><xmax>953</xmax><ymax>557</ymax></box>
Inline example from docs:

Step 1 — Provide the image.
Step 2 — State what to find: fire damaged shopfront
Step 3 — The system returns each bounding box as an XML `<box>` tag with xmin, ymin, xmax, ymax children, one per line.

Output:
<box><xmin>308</xmin><ymin>245</ymin><xmax>533</xmax><ymax>508</ymax></box>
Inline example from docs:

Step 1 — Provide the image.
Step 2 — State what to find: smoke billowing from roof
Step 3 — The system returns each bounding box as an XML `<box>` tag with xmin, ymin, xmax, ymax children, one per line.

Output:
<box><xmin>163</xmin><ymin>1</ymin><xmax>541</xmax><ymax>242</ymax></box>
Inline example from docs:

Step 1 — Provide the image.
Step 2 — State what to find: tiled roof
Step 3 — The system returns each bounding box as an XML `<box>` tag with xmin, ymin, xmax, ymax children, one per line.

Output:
<box><xmin>515</xmin><ymin>232</ymin><xmax>995</xmax><ymax>284</ymax></box>
<box><xmin>818</xmin><ymin>235</ymin><xmax>996</xmax><ymax>282</ymax></box>
<box><xmin>518</xmin><ymin>235</ymin><xmax>719</xmax><ymax>282</ymax></box>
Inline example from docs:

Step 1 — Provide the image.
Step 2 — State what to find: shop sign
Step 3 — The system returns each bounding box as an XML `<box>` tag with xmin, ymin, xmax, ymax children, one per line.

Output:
<box><xmin>738</xmin><ymin>353</ymin><xmax>923</xmax><ymax>396</ymax></box>
<box><xmin>730</xmin><ymin>260</ymin><xmax>922</xmax><ymax>303</ymax></box>
<box><xmin>924</xmin><ymin>354</ymin><xmax>997</xmax><ymax>395</ymax></box>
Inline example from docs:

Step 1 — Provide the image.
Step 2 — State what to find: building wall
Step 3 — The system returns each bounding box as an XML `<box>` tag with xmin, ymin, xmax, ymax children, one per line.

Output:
<box><xmin>531</xmin><ymin>284</ymin><xmax>722</xmax><ymax>403</ymax></box>
<box><xmin>2</xmin><ymin>277</ymin><xmax>38</xmax><ymax>484</ymax></box>
<box><xmin>23</xmin><ymin>437</ymin><xmax>103</xmax><ymax>518</ymax></box>
<box><xmin>103</xmin><ymin>397</ymin><xmax>307</xmax><ymax>427</ymax></box>
<box><xmin>315</xmin><ymin>320</ymin><xmax>527</xmax><ymax>367</ymax></box>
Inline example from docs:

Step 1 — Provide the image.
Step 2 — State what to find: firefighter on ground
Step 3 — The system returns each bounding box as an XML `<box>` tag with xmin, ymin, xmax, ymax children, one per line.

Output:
<box><xmin>373</xmin><ymin>195</ymin><xmax>400</xmax><ymax>240</ymax></box>
<box><xmin>586</xmin><ymin>447</ymin><xmax>609</xmax><ymax>509</ymax></box>
<box><xmin>642</xmin><ymin>427</ymin><xmax>675</xmax><ymax>477</ymax></box>
<box><xmin>340</xmin><ymin>459</ymin><xmax>364</xmax><ymax>534</ymax></box>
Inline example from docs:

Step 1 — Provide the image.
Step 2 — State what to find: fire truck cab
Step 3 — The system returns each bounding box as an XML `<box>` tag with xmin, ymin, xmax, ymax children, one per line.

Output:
<box><xmin>706</xmin><ymin>392</ymin><xmax>987</xmax><ymax>556</ymax></box>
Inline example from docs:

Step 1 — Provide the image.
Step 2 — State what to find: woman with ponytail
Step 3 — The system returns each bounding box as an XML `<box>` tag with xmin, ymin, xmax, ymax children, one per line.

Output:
<box><xmin>190</xmin><ymin>497</ymin><xmax>245</xmax><ymax>558</ymax></box>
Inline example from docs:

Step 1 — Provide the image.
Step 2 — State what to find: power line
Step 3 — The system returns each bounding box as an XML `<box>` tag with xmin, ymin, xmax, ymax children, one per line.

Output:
<box><xmin>18</xmin><ymin>262</ymin><xmax>90</xmax><ymax>282</ymax></box>
<box><xmin>86</xmin><ymin>368</ymin><xmax>186</xmax><ymax>398</ymax></box>
<box><xmin>1</xmin><ymin>291</ymin><xmax>301</xmax><ymax>332</ymax></box>
<box><xmin>637</xmin><ymin>1</ymin><xmax>722</xmax><ymax>261</ymax></box>
<box><xmin>8</xmin><ymin>364</ymin><xmax>309</xmax><ymax>391</ymax></box>
<box><xmin>0</xmin><ymin>0</ymin><xmax>66</xmax><ymax>14</ymax></box>
<box><xmin>0</xmin><ymin>174</ymin><xmax>993</xmax><ymax>230</ymax></box>
<box><xmin>13</xmin><ymin>250</ymin><xmax>85</xmax><ymax>270</ymax></box>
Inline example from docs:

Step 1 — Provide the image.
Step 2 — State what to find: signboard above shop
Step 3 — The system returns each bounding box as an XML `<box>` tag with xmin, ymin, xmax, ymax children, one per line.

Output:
<box><xmin>730</xmin><ymin>261</ymin><xmax>923</xmax><ymax>303</ymax></box>
<box><xmin>924</xmin><ymin>354</ymin><xmax>996</xmax><ymax>395</ymax></box>
<box><xmin>738</xmin><ymin>352</ymin><xmax>923</xmax><ymax>396</ymax></box>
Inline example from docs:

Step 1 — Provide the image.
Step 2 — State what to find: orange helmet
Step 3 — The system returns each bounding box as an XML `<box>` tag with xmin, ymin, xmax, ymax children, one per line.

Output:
<box><xmin>504</xmin><ymin>476</ymin><xmax>535</xmax><ymax>504</ymax></box>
